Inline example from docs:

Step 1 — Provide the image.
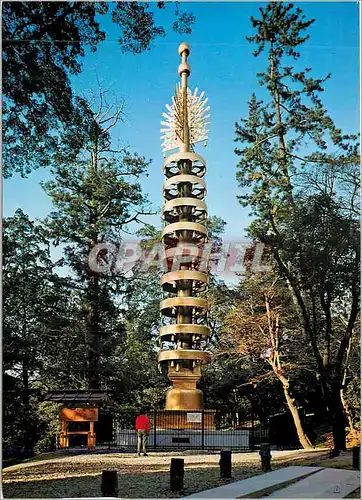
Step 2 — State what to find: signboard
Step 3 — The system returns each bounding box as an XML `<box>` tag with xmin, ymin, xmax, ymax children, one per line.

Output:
<box><xmin>187</xmin><ymin>412</ymin><xmax>202</xmax><ymax>423</ymax></box>
<box><xmin>59</xmin><ymin>408</ymin><xmax>99</xmax><ymax>422</ymax></box>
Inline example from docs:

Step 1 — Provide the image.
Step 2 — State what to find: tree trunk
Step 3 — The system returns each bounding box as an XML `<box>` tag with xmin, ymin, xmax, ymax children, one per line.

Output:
<box><xmin>321</xmin><ymin>371</ymin><xmax>347</xmax><ymax>453</ymax></box>
<box><xmin>269</xmin><ymin>51</ymin><xmax>294</xmax><ymax>204</ymax></box>
<box><xmin>282</xmin><ymin>383</ymin><xmax>313</xmax><ymax>449</ymax></box>
<box><xmin>331</xmin><ymin>396</ymin><xmax>347</xmax><ymax>453</ymax></box>
<box><xmin>341</xmin><ymin>389</ymin><xmax>358</xmax><ymax>438</ymax></box>
<box><xmin>86</xmin><ymin>274</ymin><xmax>100</xmax><ymax>390</ymax></box>
<box><xmin>22</xmin><ymin>357</ymin><xmax>35</xmax><ymax>450</ymax></box>
<box><xmin>272</xmin><ymin>365</ymin><xmax>312</xmax><ymax>449</ymax></box>
<box><xmin>22</xmin><ymin>358</ymin><xmax>29</xmax><ymax>407</ymax></box>
<box><xmin>276</xmin><ymin>254</ymin><xmax>350</xmax><ymax>454</ymax></box>
<box><xmin>340</xmin><ymin>334</ymin><xmax>358</xmax><ymax>437</ymax></box>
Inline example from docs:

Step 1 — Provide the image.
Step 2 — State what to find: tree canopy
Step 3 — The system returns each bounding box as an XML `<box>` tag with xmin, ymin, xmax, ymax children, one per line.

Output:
<box><xmin>235</xmin><ymin>1</ymin><xmax>360</xmax><ymax>453</ymax></box>
<box><xmin>2</xmin><ymin>1</ymin><xmax>195</xmax><ymax>177</ymax></box>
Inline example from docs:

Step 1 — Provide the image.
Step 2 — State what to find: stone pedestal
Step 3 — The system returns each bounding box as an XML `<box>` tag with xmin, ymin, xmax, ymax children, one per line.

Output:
<box><xmin>152</xmin><ymin>409</ymin><xmax>216</xmax><ymax>430</ymax></box>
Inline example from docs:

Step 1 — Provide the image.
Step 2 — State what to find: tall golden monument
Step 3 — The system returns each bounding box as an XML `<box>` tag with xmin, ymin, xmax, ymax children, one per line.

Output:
<box><xmin>159</xmin><ymin>43</ymin><xmax>212</xmax><ymax>411</ymax></box>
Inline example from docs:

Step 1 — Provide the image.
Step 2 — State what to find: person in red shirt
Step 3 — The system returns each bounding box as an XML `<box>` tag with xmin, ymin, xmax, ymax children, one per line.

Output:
<box><xmin>135</xmin><ymin>413</ymin><xmax>150</xmax><ymax>456</ymax></box>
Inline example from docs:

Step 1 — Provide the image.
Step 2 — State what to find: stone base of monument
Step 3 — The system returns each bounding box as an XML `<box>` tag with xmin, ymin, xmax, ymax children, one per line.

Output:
<box><xmin>115</xmin><ymin>428</ymin><xmax>250</xmax><ymax>450</ymax></box>
<box><xmin>152</xmin><ymin>409</ymin><xmax>217</xmax><ymax>430</ymax></box>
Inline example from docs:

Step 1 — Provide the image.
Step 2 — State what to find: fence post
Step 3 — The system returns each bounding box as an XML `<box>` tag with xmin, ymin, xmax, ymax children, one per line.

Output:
<box><xmin>170</xmin><ymin>458</ymin><xmax>184</xmax><ymax>491</ymax></box>
<box><xmin>101</xmin><ymin>470</ymin><xmax>118</xmax><ymax>497</ymax></box>
<box><xmin>153</xmin><ymin>409</ymin><xmax>157</xmax><ymax>450</ymax></box>
<box><xmin>201</xmin><ymin>410</ymin><xmax>205</xmax><ymax>450</ymax></box>
<box><xmin>219</xmin><ymin>450</ymin><xmax>232</xmax><ymax>478</ymax></box>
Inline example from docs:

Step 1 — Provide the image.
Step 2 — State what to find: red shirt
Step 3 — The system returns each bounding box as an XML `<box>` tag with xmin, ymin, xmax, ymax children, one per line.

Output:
<box><xmin>135</xmin><ymin>414</ymin><xmax>150</xmax><ymax>432</ymax></box>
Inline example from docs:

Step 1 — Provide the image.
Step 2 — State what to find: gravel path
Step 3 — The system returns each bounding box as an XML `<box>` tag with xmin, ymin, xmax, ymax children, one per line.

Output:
<box><xmin>2</xmin><ymin>449</ymin><xmax>328</xmax><ymax>498</ymax></box>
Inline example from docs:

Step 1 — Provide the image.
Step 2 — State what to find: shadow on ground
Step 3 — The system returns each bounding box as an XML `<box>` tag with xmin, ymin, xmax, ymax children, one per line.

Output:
<box><xmin>4</xmin><ymin>448</ymin><xmax>355</xmax><ymax>499</ymax></box>
<box><xmin>2</xmin><ymin>465</ymin><xmax>260</xmax><ymax>498</ymax></box>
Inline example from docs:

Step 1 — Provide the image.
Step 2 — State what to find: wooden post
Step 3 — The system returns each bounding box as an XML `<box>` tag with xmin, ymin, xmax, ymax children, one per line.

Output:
<box><xmin>101</xmin><ymin>470</ymin><xmax>118</xmax><ymax>497</ymax></box>
<box><xmin>219</xmin><ymin>450</ymin><xmax>232</xmax><ymax>478</ymax></box>
<box><xmin>201</xmin><ymin>410</ymin><xmax>205</xmax><ymax>450</ymax></box>
<box><xmin>170</xmin><ymin>458</ymin><xmax>184</xmax><ymax>491</ymax></box>
<box><xmin>353</xmin><ymin>446</ymin><xmax>360</xmax><ymax>470</ymax></box>
<box><xmin>65</xmin><ymin>424</ymin><xmax>69</xmax><ymax>448</ymax></box>
<box><xmin>59</xmin><ymin>421</ymin><xmax>69</xmax><ymax>449</ymax></box>
<box><xmin>259</xmin><ymin>443</ymin><xmax>271</xmax><ymax>472</ymax></box>
<box><xmin>88</xmin><ymin>421</ymin><xmax>96</xmax><ymax>449</ymax></box>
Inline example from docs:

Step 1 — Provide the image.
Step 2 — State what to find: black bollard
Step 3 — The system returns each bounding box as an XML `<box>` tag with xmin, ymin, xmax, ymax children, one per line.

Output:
<box><xmin>259</xmin><ymin>443</ymin><xmax>271</xmax><ymax>472</ymax></box>
<box><xmin>170</xmin><ymin>458</ymin><xmax>184</xmax><ymax>491</ymax></box>
<box><xmin>352</xmin><ymin>446</ymin><xmax>360</xmax><ymax>470</ymax></box>
<box><xmin>219</xmin><ymin>450</ymin><xmax>232</xmax><ymax>478</ymax></box>
<box><xmin>101</xmin><ymin>470</ymin><xmax>118</xmax><ymax>497</ymax></box>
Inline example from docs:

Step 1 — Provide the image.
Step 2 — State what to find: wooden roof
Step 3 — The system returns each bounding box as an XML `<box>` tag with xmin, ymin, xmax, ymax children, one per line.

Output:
<box><xmin>44</xmin><ymin>390</ymin><xmax>107</xmax><ymax>403</ymax></box>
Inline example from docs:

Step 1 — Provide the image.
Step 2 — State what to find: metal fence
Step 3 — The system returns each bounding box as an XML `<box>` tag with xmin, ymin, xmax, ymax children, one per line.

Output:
<box><xmin>114</xmin><ymin>410</ymin><xmax>270</xmax><ymax>451</ymax></box>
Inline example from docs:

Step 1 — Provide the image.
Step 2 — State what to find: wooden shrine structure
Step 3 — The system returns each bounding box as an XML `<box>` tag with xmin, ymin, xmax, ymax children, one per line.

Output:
<box><xmin>45</xmin><ymin>390</ymin><xmax>107</xmax><ymax>450</ymax></box>
<box><xmin>59</xmin><ymin>407</ymin><xmax>98</xmax><ymax>449</ymax></box>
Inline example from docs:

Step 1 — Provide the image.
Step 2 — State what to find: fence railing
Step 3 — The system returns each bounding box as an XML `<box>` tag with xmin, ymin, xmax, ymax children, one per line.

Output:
<box><xmin>114</xmin><ymin>410</ymin><xmax>270</xmax><ymax>451</ymax></box>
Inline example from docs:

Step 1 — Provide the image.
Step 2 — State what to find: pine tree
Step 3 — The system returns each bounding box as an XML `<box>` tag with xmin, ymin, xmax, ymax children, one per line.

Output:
<box><xmin>235</xmin><ymin>2</ymin><xmax>360</xmax><ymax>453</ymax></box>
<box><xmin>3</xmin><ymin>210</ymin><xmax>69</xmax><ymax>451</ymax></box>
<box><xmin>42</xmin><ymin>91</ymin><xmax>153</xmax><ymax>390</ymax></box>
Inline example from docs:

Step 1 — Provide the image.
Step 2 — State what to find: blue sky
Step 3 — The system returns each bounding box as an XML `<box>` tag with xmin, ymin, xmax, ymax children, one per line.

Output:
<box><xmin>4</xmin><ymin>1</ymin><xmax>359</xmax><ymax>243</ymax></box>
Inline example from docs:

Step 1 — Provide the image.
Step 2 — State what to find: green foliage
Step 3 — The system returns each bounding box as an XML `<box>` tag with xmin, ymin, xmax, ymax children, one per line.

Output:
<box><xmin>3</xmin><ymin>381</ymin><xmax>39</xmax><ymax>452</ymax></box>
<box><xmin>235</xmin><ymin>3</ymin><xmax>358</xmax><ymax>215</ymax></box>
<box><xmin>3</xmin><ymin>210</ymin><xmax>73</xmax><ymax>453</ymax></box>
<box><xmin>247</xmin><ymin>3</ymin><xmax>314</xmax><ymax>58</ymax></box>
<box><xmin>2</xmin><ymin>1</ymin><xmax>106</xmax><ymax>177</ymax></box>
<box><xmin>34</xmin><ymin>403</ymin><xmax>61</xmax><ymax>454</ymax></box>
<box><xmin>3</xmin><ymin>1</ymin><xmax>196</xmax><ymax>177</ymax></box>
<box><xmin>235</xmin><ymin>1</ymin><xmax>360</xmax><ymax>452</ymax></box>
<box><xmin>41</xmin><ymin>92</ymin><xmax>154</xmax><ymax>389</ymax></box>
<box><xmin>274</xmin><ymin>194</ymin><xmax>359</xmax><ymax>304</ymax></box>
<box><xmin>112</xmin><ymin>2</ymin><xmax>195</xmax><ymax>54</ymax></box>
<box><xmin>112</xmin><ymin>2</ymin><xmax>166</xmax><ymax>54</ymax></box>
<box><xmin>3</xmin><ymin>209</ymin><xmax>67</xmax><ymax>383</ymax></box>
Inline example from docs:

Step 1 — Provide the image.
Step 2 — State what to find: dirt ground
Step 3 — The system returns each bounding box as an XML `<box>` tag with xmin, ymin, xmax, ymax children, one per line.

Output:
<box><xmin>1</xmin><ymin>448</ymin><xmax>354</xmax><ymax>498</ymax></box>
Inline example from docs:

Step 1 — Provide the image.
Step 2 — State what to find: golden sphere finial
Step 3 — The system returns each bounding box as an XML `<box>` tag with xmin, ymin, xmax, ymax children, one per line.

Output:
<box><xmin>178</xmin><ymin>62</ymin><xmax>190</xmax><ymax>76</ymax></box>
<box><xmin>178</xmin><ymin>42</ymin><xmax>190</xmax><ymax>57</ymax></box>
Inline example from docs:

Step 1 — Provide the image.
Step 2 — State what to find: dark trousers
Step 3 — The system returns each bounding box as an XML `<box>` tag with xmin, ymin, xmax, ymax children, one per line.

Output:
<box><xmin>137</xmin><ymin>429</ymin><xmax>148</xmax><ymax>454</ymax></box>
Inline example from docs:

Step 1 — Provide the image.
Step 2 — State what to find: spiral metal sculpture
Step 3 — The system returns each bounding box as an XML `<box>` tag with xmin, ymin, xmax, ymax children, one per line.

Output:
<box><xmin>159</xmin><ymin>43</ymin><xmax>211</xmax><ymax>410</ymax></box>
